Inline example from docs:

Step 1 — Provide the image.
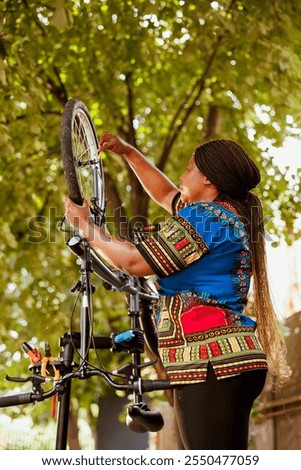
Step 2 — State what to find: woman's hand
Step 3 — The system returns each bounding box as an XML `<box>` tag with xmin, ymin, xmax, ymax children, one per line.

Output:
<box><xmin>98</xmin><ymin>131</ymin><xmax>133</xmax><ymax>156</ymax></box>
<box><xmin>64</xmin><ymin>196</ymin><xmax>91</xmax><ymax>234</ymax></box>
<box><xmin>64</xmin><ymin>196</ymin><xmax>153</xmax><ymax>276</ymax></box>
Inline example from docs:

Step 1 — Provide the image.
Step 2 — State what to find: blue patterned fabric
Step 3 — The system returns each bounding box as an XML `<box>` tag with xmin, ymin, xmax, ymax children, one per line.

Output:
<box><xmin>157</xmin><ymin>201</ymin><xmax>256</xmax><ymax>328</ymax></box>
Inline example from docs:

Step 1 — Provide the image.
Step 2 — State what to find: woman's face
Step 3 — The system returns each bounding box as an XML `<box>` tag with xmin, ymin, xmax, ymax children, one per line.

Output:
<box><xmin>179</xmin><ymin>156</ymin><xmax>216</xmax><ymax>203</ymax></box>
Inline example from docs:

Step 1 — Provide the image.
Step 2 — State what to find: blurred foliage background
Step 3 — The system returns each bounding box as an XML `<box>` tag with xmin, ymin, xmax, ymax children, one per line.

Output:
<box><xmin>0</xmin><ymin>0</ymin><xmax>301</xmax><ymax>448</ymax></box>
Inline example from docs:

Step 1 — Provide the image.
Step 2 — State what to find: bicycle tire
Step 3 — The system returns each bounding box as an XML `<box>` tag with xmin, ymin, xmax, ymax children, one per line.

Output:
<box><xmin>61</xmin><ymin>98</ymin><xmax>105</xmax><ymax>227</ymax></box>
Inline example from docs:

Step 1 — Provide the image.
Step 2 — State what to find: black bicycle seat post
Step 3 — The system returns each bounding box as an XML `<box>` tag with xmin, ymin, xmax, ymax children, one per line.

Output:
<box><xmin>127</xmin><ymin>276</ymin><xmax>143</xmax><ymax>404</ymax></box>
<box><xmin>79</xmin><ymin>240</ymin><xmax>94</xmax><ymax>373</ymax></box>
<box><xmin>55</xmin><ymin>335</ymin><xmax>75</xmax><ymax>451</ymax></box>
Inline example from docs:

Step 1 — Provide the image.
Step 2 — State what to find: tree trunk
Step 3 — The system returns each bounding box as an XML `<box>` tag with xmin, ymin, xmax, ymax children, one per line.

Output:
<box><xmin>203</xmin><ymin>105</ymin><xmax>221</xmax><ymax>139</ymax></box>
<box><xmin>67</xmin><ymin>411</ymin><xmax>81</xmax><ymax>450</ymax></box>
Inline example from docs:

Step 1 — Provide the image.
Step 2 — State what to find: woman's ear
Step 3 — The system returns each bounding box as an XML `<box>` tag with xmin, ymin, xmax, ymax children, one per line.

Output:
<box><xmin>204</xmin><ymin>177</ymin><xmax>213</xmax><ymax>185</ymax></box>
<box><xmin>204</xmin><ymin>178</ymin><xmax>219</xmax><ymax>198</ymax></box>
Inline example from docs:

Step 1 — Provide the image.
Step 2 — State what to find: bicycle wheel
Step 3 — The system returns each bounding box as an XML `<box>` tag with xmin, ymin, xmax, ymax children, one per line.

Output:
<box><xmin>61</xmin><ymin>98</ymin><xmax>105</xmax><ymax>227</ymax></box>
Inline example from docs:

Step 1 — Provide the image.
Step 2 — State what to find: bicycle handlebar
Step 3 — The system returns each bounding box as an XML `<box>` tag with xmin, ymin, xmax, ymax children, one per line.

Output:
<box><xmin>0</xmin><ymin>392</ymin><xmax>34</xmax><ymax>407</ymax></box>
<box><xmin>0</xmin><ymin>372</ymin><xmax>172</xmax><ymax>410</ymax></box>
<box><xmin>60</xmin><ymin>369</ymin><xmax>173</xmax><ymax>393</ymax></box>
<box><xmin>0</xmin><ymin>386</ymin><xmax>56</xmax><ymax>408</ymax></box>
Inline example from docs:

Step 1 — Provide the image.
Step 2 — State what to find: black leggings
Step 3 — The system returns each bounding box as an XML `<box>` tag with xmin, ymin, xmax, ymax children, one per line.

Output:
<box><xmin>173</xmin><ymin>363</ymin><xmax>267</xmax><ymax>450</ymax></box>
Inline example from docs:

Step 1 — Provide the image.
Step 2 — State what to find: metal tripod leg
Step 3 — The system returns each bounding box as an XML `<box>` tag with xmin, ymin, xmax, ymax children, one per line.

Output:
<box><xmin>55</xmin><ymin>333</ymin><xmax>76</xmax><ymax>450</ymax></box>
<box><xmin>55</xmin><ymin>379</ymin><xmax>72</xmax><ymax>450</ymax></box>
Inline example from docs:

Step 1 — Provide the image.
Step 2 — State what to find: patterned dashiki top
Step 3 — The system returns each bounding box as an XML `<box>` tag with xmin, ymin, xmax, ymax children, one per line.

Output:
<box><xmin>135</xmin><ymin>194</ymin><xmax>268</xmax><ymax>385</ymax></box>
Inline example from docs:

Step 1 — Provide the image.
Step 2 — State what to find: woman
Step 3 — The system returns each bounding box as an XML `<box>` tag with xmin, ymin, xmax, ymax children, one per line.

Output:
<box><xmin>64</xmin><ymin>133</ymin><xmax>291</xmax><ymax>449</ymax></box>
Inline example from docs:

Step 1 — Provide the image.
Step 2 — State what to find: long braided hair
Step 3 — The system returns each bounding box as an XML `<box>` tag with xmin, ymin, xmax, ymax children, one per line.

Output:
<box><xmin>194</xmin><ymin>139</ymin><xmax>291</xmax><ymax>386</ymax></box>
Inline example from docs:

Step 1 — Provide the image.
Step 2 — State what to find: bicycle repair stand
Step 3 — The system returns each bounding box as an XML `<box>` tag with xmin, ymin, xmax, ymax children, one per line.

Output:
<box><xmin>54</xmin><ymin>236</ymin><xmax>167</xmax><ymax>449</ymax></box>
<box><xmin>0</xmin><ymin>235</ymin><xmax>173</xmax><ymax>450</ymax></box>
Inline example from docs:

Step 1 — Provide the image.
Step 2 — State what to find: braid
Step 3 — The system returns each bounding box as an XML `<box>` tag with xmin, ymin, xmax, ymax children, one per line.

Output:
<box><xmin>246</xmin><ymin>193</ymin><xmax>291</xmax><ymax>386</ymax></box>
<box><xmin>216</xmin><ymin>191</ymin><xmax>291</xmax><ymax>386</ymax></box>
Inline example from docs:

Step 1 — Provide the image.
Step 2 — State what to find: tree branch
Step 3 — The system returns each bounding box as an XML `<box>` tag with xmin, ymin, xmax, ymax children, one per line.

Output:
<box><xmin>125</xmin><ymin>72</ymin><xmax>137</xmax><ymax>146</ymax></box>
<box><xmin>124</xmin><ymin>72</ymin><xmax>150</xmax><ymax>220</ymax></box>
<box><xmin>40</xmin><ymin>68</ymin><xmax>68</xmax><ymax>106</ymax></box>
<box><xmin>203</xmin><ymin>105</ymin><xmax>221</xmax><ymax>139</ymax></box>
<box><xmin>103</xmin><ymin>166</ymin><xmax>129</xmax><ymax>240</ymax></box>
<box><xmin>158</xmin><ymin>0</ymin><xmax>238</xmax><ymax>171</ymax></box>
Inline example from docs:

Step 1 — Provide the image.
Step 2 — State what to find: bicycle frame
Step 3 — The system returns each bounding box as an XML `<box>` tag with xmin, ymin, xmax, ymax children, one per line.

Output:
<box><xmin>0</xmin><ymin>234</ymin><xmax>173</xmax><ymax>449</ymax></box>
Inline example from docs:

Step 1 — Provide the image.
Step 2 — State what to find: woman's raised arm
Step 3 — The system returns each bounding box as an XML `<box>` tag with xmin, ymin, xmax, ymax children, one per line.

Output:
<box><xmin>99</xmin><ymin>132</ymin><xmax>179</xmax><ymax>214</ymax></box>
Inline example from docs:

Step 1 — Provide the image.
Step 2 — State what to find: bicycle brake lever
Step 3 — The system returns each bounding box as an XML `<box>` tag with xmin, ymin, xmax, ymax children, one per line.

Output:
<box><xmin>6</xmin><ymin>375</ymin><xmax>32</xmax><ymax>383</ymax></box>
<box><xmin>6</xmin><ymin>374</ymin><xmax>47</xmax><ymax>384</ymax></box>
<box><xmin>112</xmin><ymin>357</ymin><xmax>158</xmax><ymax>378</ymax></box>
